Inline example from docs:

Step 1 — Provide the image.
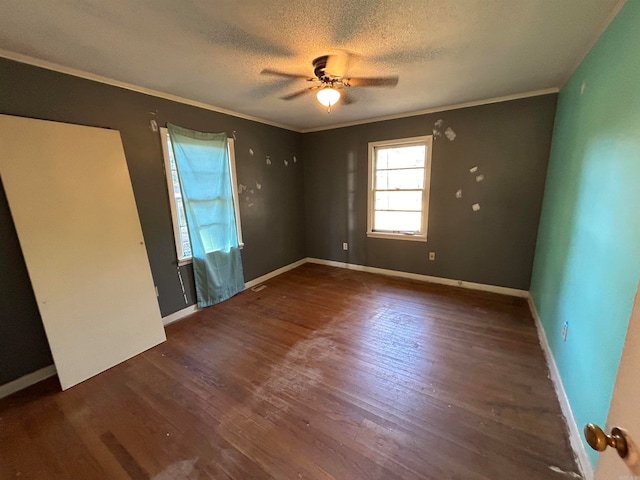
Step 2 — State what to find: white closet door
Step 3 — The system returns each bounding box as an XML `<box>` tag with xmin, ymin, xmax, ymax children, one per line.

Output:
<box><xmin>0</xmin><ymin>114</ymin><xmax>166</xmax><ymax>390</ymax></box>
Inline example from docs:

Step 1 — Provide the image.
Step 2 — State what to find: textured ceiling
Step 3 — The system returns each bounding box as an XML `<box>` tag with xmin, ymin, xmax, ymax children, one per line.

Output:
<box><xmin>0</xmin><ymin>0</ymin><xmax>622</xmax><ymax>131</ymax></box>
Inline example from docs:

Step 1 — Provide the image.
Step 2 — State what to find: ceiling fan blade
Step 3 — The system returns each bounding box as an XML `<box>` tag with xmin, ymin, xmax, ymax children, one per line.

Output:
<box><xmin>280</xmin><ymin>88</ymin><xmax>316</xmax><ymax>100</ymax></box>
<box><xmin>345</xmin><ymin>76</ymin><xmax>399</xmax><ymax>87</ymax></box>
<box><xmin>340</xmin><ymin>91</ymin><xmax>355</xmax><ymax>105</ymax></box>
<box><xmin>261</xmin><ymin>68</ymin><xmax>311</xmax><ymax>80</ymax></box>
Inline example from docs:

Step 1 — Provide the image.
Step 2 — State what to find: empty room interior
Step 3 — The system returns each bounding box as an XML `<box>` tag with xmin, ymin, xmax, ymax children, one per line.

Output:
<box><xmin>1</xmin><ymin>1</ymin><xmax>639</xmax><ymax>479</ymax></box>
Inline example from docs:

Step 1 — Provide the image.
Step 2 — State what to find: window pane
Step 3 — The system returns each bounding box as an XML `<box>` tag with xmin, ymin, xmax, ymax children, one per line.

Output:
<box><xmin>374</xmin><ymin>211</ymin><xmax>422</xmax><ymax>233</ymax></box>
<box><xmin>179</xmin><ymin>226</ymin><xmax>191</xmax><ymax>258</ymax></box>
<box><xmin>376</xmin><ymin>148</ymin><xmax>388</xmax><ymax>170</ymax></box>
<box><xmin>376</xmin><ymin>168</ymin><xmax>424</xmax><ymax>190</ymax></box>
<box><xmin>176</xmin><ymin>198</ymin><xmax>187</xmax><ymax>228</ymax></box>
<box><xmin>377</xmin><ymin>145</ymin><xmax>425</xmax><ymax>170</ymax></box>
<box><xmin>375</xmin><ymin>191</ymin><xmax>422</xmax><ymax>211</ymax></box>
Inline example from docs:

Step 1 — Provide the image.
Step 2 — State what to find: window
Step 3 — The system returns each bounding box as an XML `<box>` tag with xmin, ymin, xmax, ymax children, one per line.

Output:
<box><xmin>367</xmin><ymin>135</ymin><xmax>433</xmax><ymax>242</ymax></box>
<box><xmin>160</xmin><ymin>127</ymin><xmax>243</xmax><ymax>264</ymax></box>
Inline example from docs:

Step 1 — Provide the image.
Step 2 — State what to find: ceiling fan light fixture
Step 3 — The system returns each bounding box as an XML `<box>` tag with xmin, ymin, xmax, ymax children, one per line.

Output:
<box><xmin>316</xmin><ymin>87</ymin><xmax>341</xmax><ymax>109</ymax></box>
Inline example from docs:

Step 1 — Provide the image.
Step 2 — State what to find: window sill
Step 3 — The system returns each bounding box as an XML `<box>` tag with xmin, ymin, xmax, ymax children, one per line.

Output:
<box><xmin>366</xmin><ymin>231</ymin><xmax>427</xmax><ymax>242</ymax></box>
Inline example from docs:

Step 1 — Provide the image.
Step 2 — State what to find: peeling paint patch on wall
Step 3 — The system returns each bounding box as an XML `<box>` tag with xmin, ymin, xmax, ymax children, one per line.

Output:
<box><xmin>444</xmin><ymin>127</ymin><xmax>456</xmax><ymax>141</ymax></box>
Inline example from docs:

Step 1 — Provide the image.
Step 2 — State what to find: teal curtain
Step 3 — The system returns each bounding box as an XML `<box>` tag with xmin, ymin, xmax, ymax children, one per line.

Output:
<box><xmin>167</xmin><ymin>123</ymin><xmax>244</xmax><ymax>308</ymax></box>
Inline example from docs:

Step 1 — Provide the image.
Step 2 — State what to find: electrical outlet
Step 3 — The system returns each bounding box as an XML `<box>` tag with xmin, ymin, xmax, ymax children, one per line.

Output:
<box><xmin>343</xmin><ymin>242</ymin><xmax>348</xmax><ymax>251</ymax></box>
<box><xmin>429</xmin><ymin>252</ymin><xmax>435</xmax><ymax>261</ymax></box>
<box><xmin>562</xmin><ymin>321</ymin><xmax>568</xmax><ymax>341</ymax></box>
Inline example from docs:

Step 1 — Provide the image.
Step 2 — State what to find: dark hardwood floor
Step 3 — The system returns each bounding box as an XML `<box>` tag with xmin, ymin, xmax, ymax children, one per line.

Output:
<box><xmin>0</xmin><ymin>264</ymin><xmax>579</xmax><ymax>479</ymax></box>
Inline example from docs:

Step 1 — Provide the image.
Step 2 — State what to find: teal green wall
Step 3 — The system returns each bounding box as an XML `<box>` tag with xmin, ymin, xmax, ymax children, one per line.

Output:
<box><xmin>531</xmin><ymin>1</ymin><xmax>640</xmax><ymax>467</ymax></box>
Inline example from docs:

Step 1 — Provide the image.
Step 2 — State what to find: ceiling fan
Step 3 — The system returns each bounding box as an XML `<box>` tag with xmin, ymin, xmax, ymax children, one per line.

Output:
<box><xmin>261</xmin><ymin>53</ymin><xmax>399</xmax><ymax>112</ymax></box>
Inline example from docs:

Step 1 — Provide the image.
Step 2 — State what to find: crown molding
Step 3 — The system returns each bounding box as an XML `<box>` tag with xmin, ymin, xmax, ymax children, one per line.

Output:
<box><xmin>0</xmin><ymin>49</ymin><xmax>300</xmax><ymax>132</ymax></box>
<box><xmin>559</xmin><ymin>0</ymin><xmax>628</xmax><ymax>88</ymax></box>
<box><xmin>300</xmin><ymin>88</ymin><xmax>560</xmax><ymax>133</ymax></box>
<box><xmin>1</xmin><ymin>49</ymin><xmax>561</xmax><ymax>135</ymax></box>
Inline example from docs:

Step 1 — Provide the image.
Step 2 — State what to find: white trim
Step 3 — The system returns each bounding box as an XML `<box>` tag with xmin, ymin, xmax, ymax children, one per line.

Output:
<box><xmin>0</xmin><ymin>365</ymin><xmax>57</xmax><ymax>400</ymax></box>
<box><xmin>159</xmin><ymin>127</ymin><xmax>190</xmax><ymax>263</ymax></box>
<box><xmin>227</xmin><ymin>137</ymin><xmax>244</xmax><ymax>247</ymax></box>
<box><xmin>162</xmin><ymin>304</ymin><xmax>199</xmax><ymax>326</ymax></box>
<box><xmin>162</xmin><ymin>257</ymin><xmax>307</xmax><ymax>326</ymax></box>
<box><xmin>300</xmin><ymin>88</ymin><xmax>559</xmax><ymax>133</ymax></box>
<box><xmin>527</xmin><ymin>295</ymin><xmax>594</xmax><ymax>480</ymax></box>
<box><xmin>306</xmin><ymin>257</ymin><xmax>528</xmax><ymax>298</ymax></box>
<box><xmin>367</xmin><ymin>135</ymin><xmax>433</xmax><ymax>242</ymax></box>
<box><xmin>559</xmin><ymin>0</ymin><xmax>628</xmax><ymax>88</ymax></box>
<box><xmin>0</xmin><ymin>49</ymin><xmax>298</xmax><ymax>132</ymax></box>
<box><xmin>0</xmin><ymin>49</ymin><xmax>559</xmax><ymax>134</ymax></box>
<box><xmin>366</xmin><ymin>232</ymin><xmax>428</xmax><ymax>242</ymax></box>
<box><xmin>244</xmin><ymin>258</ymin><xmax>308</xmax><ymax>290</ymax></box>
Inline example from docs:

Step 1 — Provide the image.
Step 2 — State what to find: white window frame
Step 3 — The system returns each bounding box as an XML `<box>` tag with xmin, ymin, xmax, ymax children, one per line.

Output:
<box><xmin>367</xmin><ymin>135</ymin><xmax>433</xmax><ymax>242</ymax></box>
<box><xmin>160</xmin><ymin>127</ymin><xmax>243</xmax><ymax>265</ymax></box>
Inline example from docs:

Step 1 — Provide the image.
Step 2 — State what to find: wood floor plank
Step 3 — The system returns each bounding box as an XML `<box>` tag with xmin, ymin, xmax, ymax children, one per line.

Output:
<box><xmin>0</xmin><ymin>264</ymin><xmax>579</xmax><ymax>479</ymax></box>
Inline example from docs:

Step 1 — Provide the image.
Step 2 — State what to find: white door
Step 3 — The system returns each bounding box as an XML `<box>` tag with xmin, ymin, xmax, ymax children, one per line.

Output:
<box><xmin>0</xmin><ymin>115</ymin><xmax>166</xmax><ymax>390</ymax></box>
<box><xmin>594</xmin><ymin>281</ymin><xmax>640</xmax><ymax>478</ymax></box>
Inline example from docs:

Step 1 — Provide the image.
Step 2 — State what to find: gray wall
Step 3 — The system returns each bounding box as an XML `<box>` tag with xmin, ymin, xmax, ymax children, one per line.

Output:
<box><xmin>0</xmin><ymin>58</ymin><xmax>306</xmax><ymax>385</ymax></box>
<box><xmin>0</xmin><ymin>57</ymin><xmax>556</xmax><ymax>387</ymax></box>
<box><xmin>303</xmin><ymin>95</ymin><xmax>557</xmax><ymax>290</ymax></box>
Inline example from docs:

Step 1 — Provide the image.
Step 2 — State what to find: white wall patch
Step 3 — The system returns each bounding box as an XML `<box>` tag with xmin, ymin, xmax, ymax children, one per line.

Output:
<box><xmin>469</xmin><ymin>166</ymin><xmax>478</xmax><ymax>173</ymax></box>
<box><xmin>256</xmin><ymin>181</ymin><xmax>262</xmax><ymax>190</ymax></box>
<box><xmin>456</xmin><ymin>189</ymin><xmax>462</xmax><ymax>198</ymax></box>
<box><xmin>266</xmin><ymin>155</ymin><xmax>271</xmax><ymax>165</ymax></box>
<box><xmin>249</xmin><ymin>148</ymin><xmax>254</xmax><ymax>156</ymax></box>
<box><xmin>432</xmin><ymin>118</ymin><xmax>445</xmax><ymax>138</ymax></box>
<box><xmin>476</xmin><ymin>174</ymin><xmax>485</xmax><ymax>182</ymax></box>
<box><xmin>150</xmin><ymin>119</ymin><xmax>158</xmax><ymax>132</ymax></box>
<box><xmin>284</xmin><ymin>159</ymin><xmax>289</xmax><ymax>166</ymax></box>
<box><xmin>444</xmin><ymin>127</ymin><xmax>456</xmax><ymax>141</ymax></box>
<box><xmin>472</xmin><ymin>203</ymin><xmax>480</xmax><ymax>211</ymax></box>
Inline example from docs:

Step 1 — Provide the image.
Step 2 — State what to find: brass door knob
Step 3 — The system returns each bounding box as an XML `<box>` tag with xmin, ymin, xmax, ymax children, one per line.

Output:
<box><xmin>584</xmin><ymin>423</ymin><xmax>628</xmax><ymax>458</ymax></box>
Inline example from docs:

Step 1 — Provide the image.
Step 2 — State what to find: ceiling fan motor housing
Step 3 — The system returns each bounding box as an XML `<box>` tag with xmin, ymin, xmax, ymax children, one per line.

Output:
<box><xmin>312</xmin><ymin>55</ymin><xmax>331</xmax><ymax>81</ymax></box>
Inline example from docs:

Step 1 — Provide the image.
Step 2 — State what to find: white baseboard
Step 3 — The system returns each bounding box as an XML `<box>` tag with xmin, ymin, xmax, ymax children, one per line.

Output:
<box><xmin>0</xmin><ymin>364</ymin><xmax>57</xmax><ymax>400</ymax></box>
<box><xmin>162</xmin><ymin>304</ymin><xmax>199</xmax><ymax>326</ymax></box>
<box><xmin>306</xmin><ymin>257</ymin><xmax>529</xmax><ymax>298</ymax></box>
<box><xmin>528</xmin><ymin>295</ymin><xmax>593</xmax><ymax>480</ymax></box>
<box><xmin>244</xmin><ymin>258</ymin><xmax>307</xmax><ymax>290</ymax></box>
<box><xmin>162</xmin><ymin>257</ymin><xmax>308</xmax><ymax>326</ymax></box>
